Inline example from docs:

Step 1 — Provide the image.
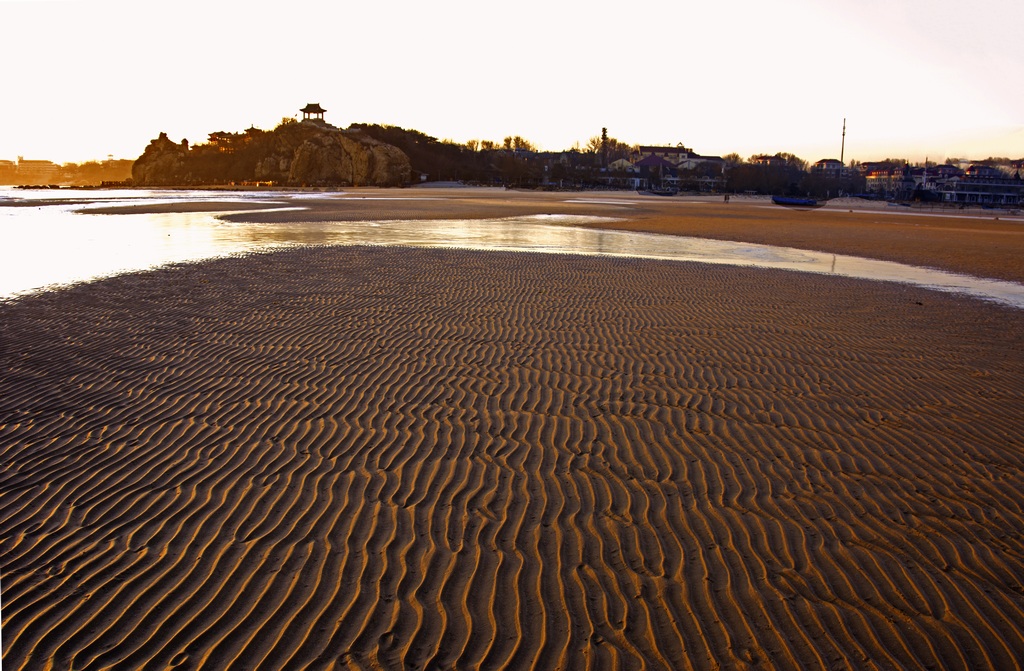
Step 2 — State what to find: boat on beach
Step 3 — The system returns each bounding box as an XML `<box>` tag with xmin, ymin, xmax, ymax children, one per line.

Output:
<box><xmin>772</xmin><ymin>195</ymin><xmax>820</xmax><ymax>207</ymax></box>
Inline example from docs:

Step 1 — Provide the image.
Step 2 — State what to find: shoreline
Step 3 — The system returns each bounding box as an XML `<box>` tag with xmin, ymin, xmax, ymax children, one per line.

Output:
<box><xmin>64</xmin><ymin>187</ymin><xmax>1024</xmax><ymax>285</ymax></box>
<box><xmin>2</xmin><ymin>198</ymin><xmax>1024</xmax><ymax>668</ymax></box>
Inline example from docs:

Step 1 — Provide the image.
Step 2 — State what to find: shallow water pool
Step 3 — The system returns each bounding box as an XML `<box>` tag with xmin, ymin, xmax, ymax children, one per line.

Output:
<box><xmin>2</xmin><ymin>195</ymin><xmax>1022</xmax><ymax>310</ymax></box>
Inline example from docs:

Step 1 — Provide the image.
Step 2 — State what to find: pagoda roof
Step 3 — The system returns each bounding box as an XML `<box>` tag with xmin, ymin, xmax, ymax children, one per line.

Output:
<box><xmin>301</xmin><ymin>103</ymin><xmax>326</xmax><ymax>114</ymax></box>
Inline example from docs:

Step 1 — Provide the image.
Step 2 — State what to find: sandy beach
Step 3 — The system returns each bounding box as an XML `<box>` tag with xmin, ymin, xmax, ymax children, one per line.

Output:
<box><xmin>2</xmin><ymin>190</ymin><xmax>1024</xmax><ymax>669</ymax></box>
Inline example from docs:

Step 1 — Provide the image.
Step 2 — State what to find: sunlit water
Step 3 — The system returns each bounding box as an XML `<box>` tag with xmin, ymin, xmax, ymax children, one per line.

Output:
<box><xmin>1</xmin><ymin>190</ymin><xmax>1022</xmax><ymax>309</ymax></box>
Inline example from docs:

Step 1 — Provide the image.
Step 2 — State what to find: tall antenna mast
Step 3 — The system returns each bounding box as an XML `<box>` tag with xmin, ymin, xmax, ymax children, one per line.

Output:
<box><xmin>840</xmin><ymin>118</ymin><xmax>846</xmax><ymax>165</ymax></box>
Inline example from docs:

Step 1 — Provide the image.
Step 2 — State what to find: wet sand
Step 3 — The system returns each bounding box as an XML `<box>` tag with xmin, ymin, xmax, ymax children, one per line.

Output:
<box><xmin>2</xmin><ymin>192</ymin><xmax>1024</xmax><ymax>669</ymax></box>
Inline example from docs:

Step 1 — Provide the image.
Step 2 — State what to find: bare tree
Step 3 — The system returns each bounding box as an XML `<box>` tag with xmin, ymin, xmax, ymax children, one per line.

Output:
<box><xmin>585</xmin><ymin>130</ymin><xmax>634</xmax><ymax>163</ymax></box>
<box><xmin>722</xmin><ymin>153</ymin><xmax>744</xmax><ymax>168</ymax></box>
<box><xmin>503</xmin><ymin>136</ymin><xmax>537</xmax><ymax>152</ymax></box>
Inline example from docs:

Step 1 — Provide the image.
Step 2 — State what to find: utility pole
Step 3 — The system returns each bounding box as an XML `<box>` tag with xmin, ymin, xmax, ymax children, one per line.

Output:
<box><xmin>601</xmin><ymin>127</ymin><xmax>609</xmax><ymax>169</ymax></box>
<box><xmin>840</xmin><ymin>118</ymin><xmax>846</xmax><ymax>165</ymax></box>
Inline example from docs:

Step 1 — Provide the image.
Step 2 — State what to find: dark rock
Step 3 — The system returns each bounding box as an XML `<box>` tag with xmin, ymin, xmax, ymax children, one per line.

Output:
<box><xmin>132</xmin><ymin>123</ymin><xmax>411</xmax><ymax>187</ymax></box>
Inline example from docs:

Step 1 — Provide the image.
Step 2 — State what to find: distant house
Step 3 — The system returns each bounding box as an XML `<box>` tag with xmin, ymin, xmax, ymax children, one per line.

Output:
<box><xmin>607</xmin><ymin>158</ymin><xmax>635</xmax><ymax>173</ymax></box>
<box><xmin>930</xmin><ymin>164</ymin><xmax>964</xmax><ymax>181</ymax></box>
<box><xmin>634</xmin><ymin>155</ymin><xmax>677</xmax><ymax>170</ymax></box>
<box><xmin>679</xmin><ymin>155</ymin><xmax>725</xmax><ymax>174</ymax></box>
<box><xmin>634</xmin><ymin>154</ymin><xmax>678</xmax><ymax>189</ymax></box>
<box><xmin>858</xmin><ymin>161</ymin><xmax>890</xmax><ymax>175</ymax></box>
<box><xmin>938</xmin><ymin>164</ymin><xmax>1024</xmax><ymax>206</ymax></box>
<box><xmin>16</xmin><ymin>158</ymin><xmax>59</xmax><ymax>184</ymax></box>
<box><xmin>812</xmin><ymin>158</ymin><xmax>844</xmax><ymax>177</ymax></box>
<box><xmin>861</xmin><ymin>163</ymin><xmax>980</xmax><ymax>201</ymax></box>
<box><xmin>542</xmin><ymin>150</ymin><xmax>584</xmax><ymax>165</ymax></box>
<box><xmin>637</xmin><ymin>145</ymin><xmax>725</xmax><ymax>176</ymax></box>
<box><xmin>749</xmin><ymin>154</ymin><xmax>789</xmax><ymax>169</ymax></box>
<box><xmin>0</xmin><ymin>159</ymin><xmax>16</xmax><ymax>185</ymax></box>
<box><xmin>207</xmin><ymin>131</ymin><xmax>241</xmax><ymax>152</ymax></box>
<box><xmin>964</xmin><ymin>164</ymin><xmax>1005</xmax><ymax>179</ymax></box>
<box><xmin>636</xmin><ymin>145</ymin><xmax>695</xmax><ymax>163</ymax></box>
<box><xmin>864</xmin><ymin>164</ymin><xmax>920</xmax><ymax>199</ymax></box>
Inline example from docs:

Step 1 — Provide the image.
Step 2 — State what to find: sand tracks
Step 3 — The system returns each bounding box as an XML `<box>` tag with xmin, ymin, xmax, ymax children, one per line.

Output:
<box><xmin>2</xmin><ymin>247</ymin><xmax>1024</xmax><ymax>669</ymax></box>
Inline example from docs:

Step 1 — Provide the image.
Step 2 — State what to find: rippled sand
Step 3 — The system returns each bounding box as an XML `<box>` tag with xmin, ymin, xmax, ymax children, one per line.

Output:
<box><xmin>2</xmin><ymin>240</ymin><xmax>1023</xmax><ymax>669</ymax></box>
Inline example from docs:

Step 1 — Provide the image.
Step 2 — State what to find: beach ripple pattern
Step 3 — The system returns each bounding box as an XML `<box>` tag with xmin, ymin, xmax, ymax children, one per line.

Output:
<box><xmin>2</xmin><ymin>247</ymin><xmax>1024</xmax><ymax>670</ymax></box>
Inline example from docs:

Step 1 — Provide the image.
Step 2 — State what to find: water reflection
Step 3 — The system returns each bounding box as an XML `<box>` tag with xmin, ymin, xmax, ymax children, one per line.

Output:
<box><xmin>0</xmin><ymin>188</ymin><xmax>285</xmax><ymax>206</ymax></box>
<box><xmin>2</xmin><ymin>203</ymin><xmax>1022</xmax><ymax>310</ymax></box>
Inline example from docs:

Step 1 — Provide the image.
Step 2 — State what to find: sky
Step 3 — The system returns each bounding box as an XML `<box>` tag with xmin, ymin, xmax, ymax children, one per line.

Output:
<box><xmin>2</xmin><ymin>0</ymin><xmax>1022</xmax><ymax>165</ymax></box>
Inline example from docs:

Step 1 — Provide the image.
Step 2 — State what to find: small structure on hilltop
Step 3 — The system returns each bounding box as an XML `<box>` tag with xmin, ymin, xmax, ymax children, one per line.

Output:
<box><xmin>300</xmin><ymin>103</ymin><xmax>326</xmax><ymax>123</ymax></box>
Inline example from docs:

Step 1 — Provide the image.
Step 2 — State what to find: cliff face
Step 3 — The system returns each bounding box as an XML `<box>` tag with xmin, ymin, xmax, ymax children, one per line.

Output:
<box><xmin>132</xmin><ymin>134</ymin><xmax>189</xmax><ymax>186</ymax></box>
<box><xmin>132</xmin><ymin>122</ymin><xmax>411</xmax><ymax>187</ymax></box>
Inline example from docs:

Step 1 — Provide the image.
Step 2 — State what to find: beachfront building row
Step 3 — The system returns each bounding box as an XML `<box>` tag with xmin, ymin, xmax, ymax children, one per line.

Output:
<box><xmin>506</xmin><ymin>144</ymin><xmax>726</xmax><ymax>190</ymax></box>
<box><xmin>937</xmin><ymin>165</ymin><xmax>1024</xmax><ymax>206</ymax></box>
<box><xmin>862</xmin><ymin>162</ymin><xmax>1024</xmax><ymax>205</ymax></box>
<box><xmin>0</xmin><ymin>158</ymin><xmax>60</xmax><ymax>185</ymax></box>
<box><xmin>599</xmin><ymin>146</ymin><xmax>727</xmax><ymax>191</ymax></box>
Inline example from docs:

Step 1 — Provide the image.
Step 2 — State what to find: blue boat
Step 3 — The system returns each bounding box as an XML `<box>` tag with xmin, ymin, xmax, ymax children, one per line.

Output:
<box><xmin>772</xmin><ymin>196</ymin><xmax>820</xmax><ymax>207</ymax></box>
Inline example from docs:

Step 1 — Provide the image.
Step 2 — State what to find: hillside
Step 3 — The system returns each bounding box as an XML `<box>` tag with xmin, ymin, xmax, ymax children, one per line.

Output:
<box><xmin>132</xmin><ymin>120</ymin><xmax>411</xmax><ymax>187</ymax></box>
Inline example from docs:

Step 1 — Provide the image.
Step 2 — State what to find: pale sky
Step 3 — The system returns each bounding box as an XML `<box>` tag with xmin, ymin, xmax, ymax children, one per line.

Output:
<box><xmin>3</xmin><ymin>0</ymin><xmax>1022</xmax><ymax>165</ymax></box>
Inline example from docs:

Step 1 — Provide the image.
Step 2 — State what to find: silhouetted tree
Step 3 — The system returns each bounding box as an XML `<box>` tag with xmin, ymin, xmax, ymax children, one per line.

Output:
<box><xmin>776</xmin><ymin>152</ymin><xmax>807</xmax><ymax>172</ymax></box>
<box><xmin>722</xmin><ymin>153</ymin><xmax>744</xmax><ymax>168</ymax></box>
<box><xmin>503</xmin><ymin>136</ymin><xmax>537</xmax><ymax>152</ymax></box>
<box><xmin>584</xmin><ymin>133</ymin><xmax>634</xmax><ymax>163</ymax></box>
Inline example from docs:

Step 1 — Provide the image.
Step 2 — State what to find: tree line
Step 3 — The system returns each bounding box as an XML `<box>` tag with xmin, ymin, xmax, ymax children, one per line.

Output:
<box><xmin>352</xmin><ymin>124</ymin><xmax>866</xmax><ymax>195</ymax></box>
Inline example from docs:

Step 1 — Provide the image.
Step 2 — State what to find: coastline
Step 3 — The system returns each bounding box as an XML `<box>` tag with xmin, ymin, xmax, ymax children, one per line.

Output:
<box><xmin>1</xmin><ymin>196</ymin><xmax>1024</xmax><ymax>668</ymax></box>
<box><xmin>73</xmin><ymin>187</ymin><xmax>1024</xmax><ymax>285</ymax></box>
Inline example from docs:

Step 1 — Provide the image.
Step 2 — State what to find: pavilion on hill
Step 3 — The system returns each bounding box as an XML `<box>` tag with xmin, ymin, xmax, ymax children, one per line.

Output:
<box><xmin>300</xmin><ymin>103</ymin><xmax>326</xmax><ymax>122</ymax></box>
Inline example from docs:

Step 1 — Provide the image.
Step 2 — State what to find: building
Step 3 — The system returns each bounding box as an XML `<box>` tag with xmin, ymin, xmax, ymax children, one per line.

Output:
<box><xmin>938</xmin><ymin>165</ymin><xmax>1024</xmax><ymax>207</ymax></box>
<box><xmin>16</xmin><ymin>158</ymin><xmax>60</xmax><ymax>184</ymax></box>
<box><xmin>636</xmin><ymin>145</ymin><xmax>695</xmax><ymax>163</ymax></box>
<box><xmin>864</xmin><ymin>163</ymin><xmax>916</xmax><ymax>198</ymax></box>
<box><xmin>206</xmin><ymin>131</ymin><xmax>241</xmax><ymax>152</ymax></box>
<box><xmin>0</xmin><ymin>159</ymin><xmax>16</xmax><ymax>185</ymax></box>
<box><xmin>300</xmin><ymin>103</ymin><xmax>327</xmax><ymax>123</ymax></box>
<box><xmin>607</xmin><ymin>158</ymin><xmax>635</xmax><ymax>173</ymax></box>
<box><xmin>635</xmin><ymin>145</ymin><xmax>725</xmax><ymax>182</ymax></box>
<box><xmin>633</xmin><ymin>154</ymin><xmax>678</xmax><ymax>189</ymax></box>
<box><xmin>677</xmin><ymin>155</ymin><xmax>722</xmax><ymax>172</ymax></box>
<box><xmin>812</xmin><ymin>158</ymin><xmax>844</xmax><ymax>177</ymax></box>
<box><xmin>749</xmin><ymin>154</ymin><xmax>789</xmax><ymax>169</ymax></box>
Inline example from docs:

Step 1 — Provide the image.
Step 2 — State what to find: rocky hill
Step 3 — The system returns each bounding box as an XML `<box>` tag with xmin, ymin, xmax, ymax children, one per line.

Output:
<box><xmin>132</xmin><ymin>120</ymin><xmax>411</xmax><ymax>187</ymax></box>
